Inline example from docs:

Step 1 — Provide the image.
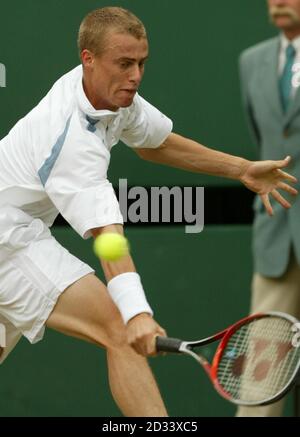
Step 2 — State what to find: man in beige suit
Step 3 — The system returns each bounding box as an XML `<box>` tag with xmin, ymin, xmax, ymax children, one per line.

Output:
<box><xmin>237</xmin><ymin>0</ymin><xmax>300</xmax><ymax>417</ymax></box>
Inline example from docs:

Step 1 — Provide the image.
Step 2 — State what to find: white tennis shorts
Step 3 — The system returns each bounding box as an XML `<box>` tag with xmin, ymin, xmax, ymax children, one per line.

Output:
<box><xmin>0</xmin><ymin>207</ymin><xmax>94</xmax><ymax>364</ymax></box>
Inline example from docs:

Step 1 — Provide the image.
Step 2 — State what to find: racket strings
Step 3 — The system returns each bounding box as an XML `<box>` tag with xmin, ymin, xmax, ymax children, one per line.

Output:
<box><xmin>216</xmin><ymin>317</ymin><xmax>300</xmax><ymax>403</ymax></box>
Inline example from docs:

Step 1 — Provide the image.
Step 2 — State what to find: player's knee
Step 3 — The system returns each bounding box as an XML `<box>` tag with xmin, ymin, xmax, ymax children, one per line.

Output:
<box><xmin>106</xmin><ymin>321</ymin><xmax>127</xmax><ymax>349</ymax></box>
<box><xmin>91</xmin><ymin>316</ymin><xmax>127</xmax><ymax>350</ymax></box>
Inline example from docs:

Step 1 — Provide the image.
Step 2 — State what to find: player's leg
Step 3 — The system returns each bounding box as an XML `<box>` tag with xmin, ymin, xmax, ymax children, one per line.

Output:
<box><xmin>0</xmin><ymin>211</ymin><xmax>167</xmax><ymax>417</ymax></box>
<box><xmin>236</xmin><ymin>253</ymin><xmax>300</xmax><ymax>417</ymax></box>
<box><xmin>46</xmin><ymin>273</ymin><xmax>168</xmax><ymax>417</ymax></box>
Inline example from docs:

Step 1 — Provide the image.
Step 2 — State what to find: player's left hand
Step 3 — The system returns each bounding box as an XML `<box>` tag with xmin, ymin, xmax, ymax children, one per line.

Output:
<box><xmin>239</xmin><ymin>156</ymin><xmax>298</xmax><ymax>216</ymax></box>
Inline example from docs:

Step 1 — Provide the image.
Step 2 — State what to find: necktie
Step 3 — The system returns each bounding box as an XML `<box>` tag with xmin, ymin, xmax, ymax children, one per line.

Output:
<box><xmin>279</xmin><ymin>44</ymin><xmax>296</xmax><ymax>112</ymax></box>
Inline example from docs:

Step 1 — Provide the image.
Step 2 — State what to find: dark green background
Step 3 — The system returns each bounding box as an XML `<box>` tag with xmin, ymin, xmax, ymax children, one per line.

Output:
<box><xmin>0</xmin><ymin>0</ymin><xmax>293</xmax><ymax>418</ymax></box>
<box><xmin>0</xmin><ymin>0</ymin><xmax>276</xmax><ymax>186</ymax></box>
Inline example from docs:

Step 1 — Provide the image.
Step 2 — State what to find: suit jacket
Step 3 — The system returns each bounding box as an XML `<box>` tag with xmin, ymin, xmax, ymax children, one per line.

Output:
<box><xmin>239</xmin><ymin>36</ymin><xmax>300</xmax><ymax>277</ymax></box>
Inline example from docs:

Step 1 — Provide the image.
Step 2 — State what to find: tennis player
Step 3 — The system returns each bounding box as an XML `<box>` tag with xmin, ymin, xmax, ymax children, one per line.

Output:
<box><xmin>0</xmin><ymin>7</ymin><xmax>297</xmax><ymax>416</ymax></box>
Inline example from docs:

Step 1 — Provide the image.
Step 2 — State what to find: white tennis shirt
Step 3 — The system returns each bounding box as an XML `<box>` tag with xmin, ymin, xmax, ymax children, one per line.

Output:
<box><xmin>0</xmin><ymin>65</ymin><xmax>173</xmax><ymax>242</ymax></box>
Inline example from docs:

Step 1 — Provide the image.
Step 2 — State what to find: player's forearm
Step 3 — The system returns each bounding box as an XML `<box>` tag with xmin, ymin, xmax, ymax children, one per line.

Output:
<box><xmin>91</xmin><ymin>225</ymin><xmax>153</xmax><ymax>324</ymax></box>
<box><xmin>91</xmin><ymin>224</ymin><xmax>136</xmax><ymax>281</ymax></box>
<box><xmin>136</xmin><ymin>132</ymin><xmax>249</xmax><ymax>181</ymax></box>
<box><xmin>101</xmin><ymin>254</ymin><xmax>136</xmax><ymax>282</ymax></box>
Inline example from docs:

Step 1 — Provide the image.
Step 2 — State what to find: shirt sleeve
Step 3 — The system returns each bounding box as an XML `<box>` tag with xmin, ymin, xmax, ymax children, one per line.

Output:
<box><xmin>120</xmin><ymin>94</ymin><xmax>173</xmax><ymax>149</ymax></box>
<box><xmin>39</xmin><ymin>112</ymin><xmax>123</xmax><ymax>239</ymax></box>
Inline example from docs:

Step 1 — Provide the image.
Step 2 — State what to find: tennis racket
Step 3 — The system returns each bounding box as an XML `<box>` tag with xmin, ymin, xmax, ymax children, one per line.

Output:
<box><xmin>156</xmin><ymin>311</ymin><xmax>300</xmax><ymax>406</ymax></box>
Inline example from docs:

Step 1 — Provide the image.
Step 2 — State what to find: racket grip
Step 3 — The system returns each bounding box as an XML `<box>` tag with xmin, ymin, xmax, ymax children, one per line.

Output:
<box><xmin>156</xmin><ymin>336</ymin><xmax>183</xmax><ymax>353</ymax></box>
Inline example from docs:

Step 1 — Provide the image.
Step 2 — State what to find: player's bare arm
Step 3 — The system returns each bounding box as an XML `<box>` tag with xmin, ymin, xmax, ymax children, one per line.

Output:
<box><xmin>91</xmin><ymin>225</ymin><xmax>166</xmax><ymax>356</ymax></box>
<box><xmin>135</xmin><ymin>132</ymin><xmax>298</xmax><ymax>216</ymax></box>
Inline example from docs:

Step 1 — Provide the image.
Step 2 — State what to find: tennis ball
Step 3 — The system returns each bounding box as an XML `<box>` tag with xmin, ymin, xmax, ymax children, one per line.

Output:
<box><xmin>93</xmin><ymin>233</ymin><xmax>129</xmax><ymax>261</ymax></box>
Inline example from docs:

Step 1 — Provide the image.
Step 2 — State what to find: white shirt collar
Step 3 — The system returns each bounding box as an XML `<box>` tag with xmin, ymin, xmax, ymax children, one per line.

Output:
<box><xmin>280</xmin><ymin>33</ymin><xmax>300</xmax><ymax>54</ymax></box>
<box><xmin>76</xmin><ymin>66</ymin><xmax>121</xmax><ymax>120</ymax></box>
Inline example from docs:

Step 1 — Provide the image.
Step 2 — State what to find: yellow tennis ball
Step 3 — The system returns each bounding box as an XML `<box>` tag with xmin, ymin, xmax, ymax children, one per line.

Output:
<box><xmin>93</xmin><ymin>233</ymin><xmax>129</xmax><ymax>261</ymax></box>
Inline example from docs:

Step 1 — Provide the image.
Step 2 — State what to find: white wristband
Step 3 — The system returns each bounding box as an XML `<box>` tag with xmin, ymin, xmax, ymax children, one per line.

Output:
<box><xmin>107</xmin><ymin>272</ymin><xmax>153</xmax><ymax>324</ymax></box>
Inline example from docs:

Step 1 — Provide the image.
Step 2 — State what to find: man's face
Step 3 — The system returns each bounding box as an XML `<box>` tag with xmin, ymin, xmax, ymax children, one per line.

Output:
<box><xmin>82</xmin><ymin>31</ymin><xmax>148</xmax><ymax>111</ymax></box>
<box><xmin>268</xmin><ymin>0</ymin><xmax>300</xmax><ymax>30</ymax></box>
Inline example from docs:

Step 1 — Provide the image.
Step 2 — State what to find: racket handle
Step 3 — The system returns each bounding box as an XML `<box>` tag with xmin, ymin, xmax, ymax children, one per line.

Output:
<box><xmin>156</xmin><ymin>336</ymin><xmax>183</xmax><ymax>353</ymax></box>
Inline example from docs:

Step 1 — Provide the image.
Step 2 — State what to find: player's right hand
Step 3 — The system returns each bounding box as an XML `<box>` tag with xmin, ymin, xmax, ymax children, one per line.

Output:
<box><xmin>126</xmin><ymin>313</ymin><xmax>166</xmax><ymax>356</ymax></box>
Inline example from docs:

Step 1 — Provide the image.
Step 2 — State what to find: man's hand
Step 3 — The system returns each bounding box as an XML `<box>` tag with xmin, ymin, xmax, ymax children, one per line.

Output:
<box><xmin>126</xmin><ymin>313</ymin><xmax>166</xmax><ymax>356</ymax></box>
<box><xmin>239</xmin><ymin>156</ymin><xmax>298</xmax><ymax>215</ymax></box>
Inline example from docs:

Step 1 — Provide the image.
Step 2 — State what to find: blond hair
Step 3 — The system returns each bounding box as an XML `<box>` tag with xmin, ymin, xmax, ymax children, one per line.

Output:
<box><xmin>78</xmin><ymin>6</ymin><xmax>147</xmax><ymax>57</ymax></box>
